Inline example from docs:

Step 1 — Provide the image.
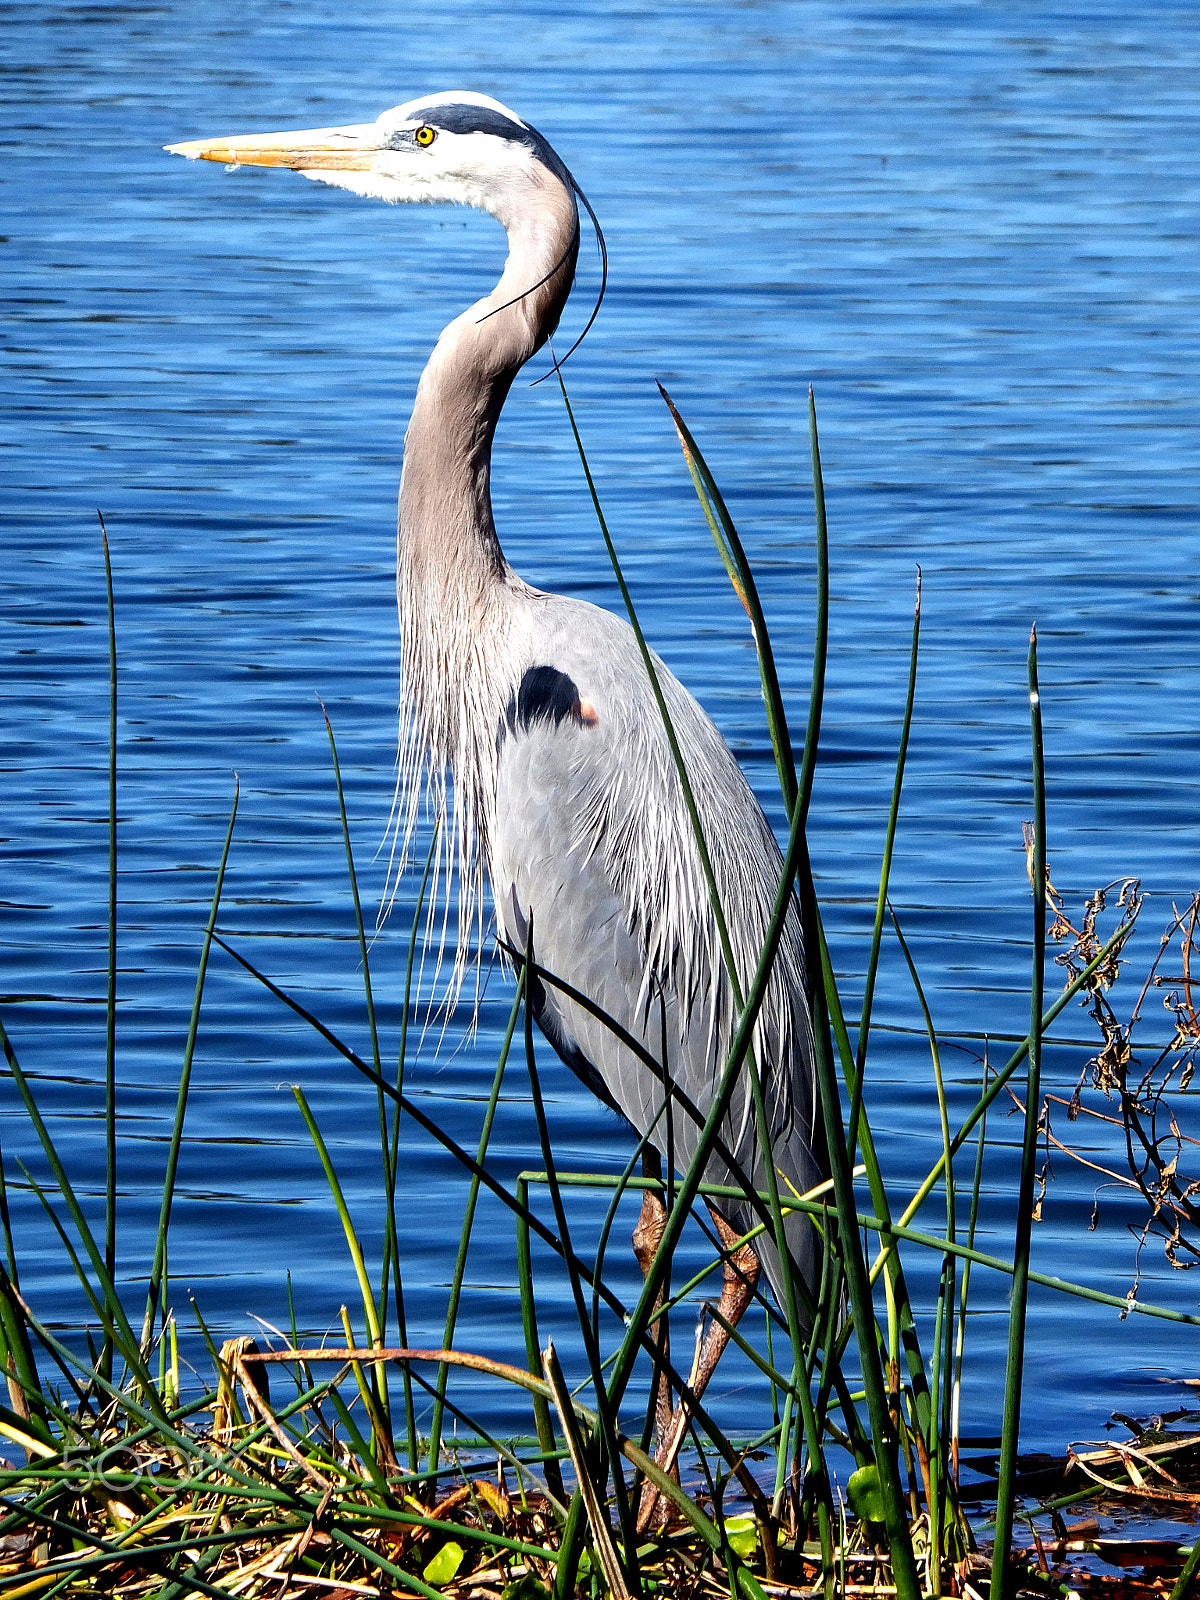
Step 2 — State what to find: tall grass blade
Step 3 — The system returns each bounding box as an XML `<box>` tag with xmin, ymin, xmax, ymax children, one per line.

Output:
<box><xmin>427</xmin><ymin>970</ymin><xmax>526</xmax><ymax>1475</ymax></box>
<box><xmin>952</xmin><ymin>1059</ymin><xmax>989</xmax><ymax>1485</ymax></box>
<box><xmin>553</xmin><ymin>363</ymin><xmax>743</xmax><ymax>1007</ymax></box>
<box><xmin>991</xmin><ymin>626</ymin><xmax>1048</xmax><ymax>1598</ymax></box>
<box><xmin>142</xmin><ymin>782</ymin><xmax>239</xmax><ymax>1350</ymax></box>
<box><xmin>0</xmin><ymin>1147</ymin><xmax>17</xmax><ymax>1289</ymax></box>
<box><xmin>554</xmin><ymin>367</ymin><xmax>817</xmax><ymax>1526</ymax></box>
<box><xmin>657</xmin><ymin>394</ymin><xmax>846</xmax><ymax>1432</ymax></box>
<box><xmin>515</xmin><ymin>1175</ymin><xmax>566</xmax><ymax>1500</ymax></box>
<box><xmin>0</xmin><ymin>1149</ymin><xmax>51</xmax><ymax>1443</ymax></box>
<box><xmin>291</xmin><ymin>1087</ymin><xmax>383</xmax><ymax>1355</ymax></box>
<box><xmin>101</xmin><ymin>516</ymin><xmax>117</xmax><ymax>1385</ymax></box>
<box><xmin>322</xmin><ymin>708</ymin><xmax>399</xmax><ymax>1444</ymax></box>
<box><xmin>0</xmin><ymin>1265</ymin><xmax>51</xmax><ymax>1448</ymax></box>
<box><xmin>799</xmin><ymin>389</ymin><xmax>829</xmax><ymax>828</ymax></box>
<box><xmin>820</xmin><ymin>909</ymin><xmax>936</xmax><ymax>1477</ymax></box>
<box><xmin>657</xmin><ymin>384</ymin><xmax>798</xmax><ymax>816</ymax></box>
<box><xmin>851</xmin><ymin>571</ymin><xmax>921</xmax><ymax>1153</ymax></box>
<box><xmin>322</xmin><ymin>707</ymin><xmax>383</xmax><ymax>1086</ymax></box>
<box><xmin>603</xmin><ymin>772</ymin><xmax>813</xmax><ymax>1413</ymax></box>
<box><xmin>786</xmin><ymin>573</ymin><xmax>927</xmax><ymax>1504</ymax></box>
<box><xmin>543</xmin><ymin>1338</ymin><xmax>631</xmax><ymax>1600</ymax></box>
<box><xmin>659</xmin><ymin>386</ymin><xmax>844</xmax><ymax>1580</ymax></box>
<box><xmin>807</xmin><ymin>905</ymin><xmax>920</xmax><ymax>1598</ymax></box>
<box><xmin>518</xmin><ymin>920</ymin><xmax>641</xmax><ymax>1590</ymax></box>
<box><xmin>389</xmin><ymin>824</ymin><xmax>439</xmax><ymax>1473</ymax></box>
<box><xmin>789</xmin><ymin>397</ymin><xmax>919</xmax><ymax>1595</ymax></box>
<box><xmin>291</xmin><ymin>1087</ymin><xmax>396</xmax><ymax>1471</ymax></box>
<box><xmin>0</xmin><ymin>1017</ymin><xmax>166</xmax><ymax>1416</ymax></box>
<box><xmin>889</xmin><ymin>902</ymin><xmax>958</xmax><ymax>1573</ymax></box>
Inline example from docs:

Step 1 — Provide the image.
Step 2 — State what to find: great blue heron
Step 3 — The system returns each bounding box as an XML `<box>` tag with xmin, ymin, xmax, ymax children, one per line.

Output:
<box><xmin>168</xmin><ymin>91</ymin><xmax>825</xmax><ymax>1519</ymax></box>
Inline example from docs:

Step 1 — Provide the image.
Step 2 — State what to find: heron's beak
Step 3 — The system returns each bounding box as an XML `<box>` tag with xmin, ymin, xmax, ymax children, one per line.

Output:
<box><xmin>164</xmin><ymin>122</ymin><xmax>382</xmax><ymax>172</ymax></box>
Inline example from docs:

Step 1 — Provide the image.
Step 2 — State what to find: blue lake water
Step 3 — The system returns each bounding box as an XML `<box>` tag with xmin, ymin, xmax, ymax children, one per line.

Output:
<box><xmin>3</xmin><ymin>0</ymin><xmax>1199</xmax><ymax>1505</ymax></box>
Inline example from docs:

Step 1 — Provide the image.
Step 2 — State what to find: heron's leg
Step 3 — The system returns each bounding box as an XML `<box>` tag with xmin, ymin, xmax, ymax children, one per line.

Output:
<box><xmin>631</xmin><ymin>1149</ymin><xmax>674</xmax><ymax>1457</ymax></box>
<box><xmin>637</xmin><ymin>1208</ymin><xmax>761</xmax><ymax>1530</ymax></box>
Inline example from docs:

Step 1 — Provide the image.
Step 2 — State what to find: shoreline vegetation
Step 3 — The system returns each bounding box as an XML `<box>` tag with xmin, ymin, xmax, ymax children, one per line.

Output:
<box><xmin>2</xmin><ymin>395</ymin><xmax>1198</xmax><ymax>1598</ymax></box>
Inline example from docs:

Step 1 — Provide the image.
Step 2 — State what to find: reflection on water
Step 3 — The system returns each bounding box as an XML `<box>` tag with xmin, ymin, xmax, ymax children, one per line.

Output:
<box><xmin>3</xmin><ymin>1</ymin><xmax>1199</xmax><ymax>1463</ymax></box>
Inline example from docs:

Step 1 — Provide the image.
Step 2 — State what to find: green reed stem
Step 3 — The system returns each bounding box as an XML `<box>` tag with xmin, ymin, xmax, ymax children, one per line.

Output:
<box><xmin>100</xmin><ymin>518</ymin><xmax>117</xmax><ymax>1384</ymax></box>
<box><xmin>554</xmin><ymin>365</ymin><xmax>742</xmax><ymax>1009</ymax></box>
<box><xmin>953</xmin><ymin>1058</ymin><xmax>989</xmax><ymax>1486</ymax></box>
<box><xmin>779</xmin><ymin>390</ymin><xmax>917</xmax><ymax>1594</ymax></box>
<box><xmin>1168</xmin><ymin>1537</ymin><xmax>1200</xmax><ymax>1600</ymax></box>
<box><xmin>889</xmin><ymin>901</ymin><xmax>955</xmax><ymax>1575</ymax></box>
<box><xmin>806</xmin><ymin>569</ymin><xmax>939</xmax><ymax>1503</ymax></box>
<box><xmin>0</xmin><ymin>1152</ymin><xmax>16</xmax><ymax>1293</ymax></box>
<box><xmin>322</xmin><ymin>709</ymin><xmax>396</xmax><ymax>1444</ymax></box>
<box><xmin>291</xmin><ymin>1088</ymin><xmax>382</xmax><ymax>1352</ymax></box>
<box><xmin>0</xmin><ymin>1018</ymin><xmax>164</xmax><ymax>1416</ymax></box>
<box><xmin>516</xmin><ymin>1175</ymin><xmax>565</xmax><ymax>1498</ymax></box>
<box><xmin>142</xmin><ymin>782</ymin><xmax>238</xmax><ymax>1351</ymax></box>
<box><xmin>293</xmin><ymin>1096</ymin><xmax>395</xmax><ymax>1474</ymax></box>
<box><xmin>427</xmin><ymin>968</ymin><xmax>525</xmax><ymax>1476</ymax></box>
<box><xmin>519</xmin><ymin>921</ymin><xmax>641</xmax><ymax>1594</ymax></box>
<box><xmin>815</xmin><ymin>909</ymin><xmax>935</xmax><ymax>1465</ymax></box>
<box><xmin>809</xmin><ymin>907</ymin><xmax>920</xmax><ymax>1599</ymax></box>
<box><xmin>0</xmin><ymin>1266</ymin><xmax>51</xmax><ymax>1447</ymax></box>
<box><xmin>390</xmin><ymin>825</ymin><xmax>438</xmax><ymax>1473</ymax></box>
<box><xmin>323</xmin><ymin>708</ymin><xmax>383</xmax><ymax>1089</ymax></box>
<box><xmin>556</xmin><ymin>367</ymin><xmax>809</xmax><ymax>1506</ymax></box>
<box><xmin>656</xmin><ymin>393</ymin><xmax>820</xmax><ymax>1515</ymax></box>
<box><xmin>991</xmin><ymin>628</ymin><xmax>1048</xmax><ymax>1598</ymax></box>
<box><xmin>851</xmin><ymin>571</ymin><xmax>921</xmax><ymax>1162</ymax></box>
<box><xmin>657</xmin><ymin>383</ymin><xmax>798</xmax><ymax>816</ymax></box>
<box><xmin>660</xmin><ymin>381</ymin><xmax>853</xmax><ymax>1539</ymax></box>
<box><xmin>800</xmin><ymin>389</ymin><xmax>829</xmax><ymax>830</ymax></box>
<box><xmin>792</xmin><ymin>404</ymin><xmax>866</xmax><ymax>1590</ymax></box>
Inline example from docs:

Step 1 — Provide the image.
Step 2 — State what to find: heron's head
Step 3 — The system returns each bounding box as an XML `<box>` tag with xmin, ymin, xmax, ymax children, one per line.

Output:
<box><xmin>166</xmin><ymin>91</ymin><xmax>575</xmax><ymax>228</ymax></box>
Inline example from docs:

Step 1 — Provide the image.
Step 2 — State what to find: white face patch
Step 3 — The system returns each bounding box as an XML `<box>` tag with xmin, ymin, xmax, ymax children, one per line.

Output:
<box><xmin>300</xmin><ymin>97</ymin><xmax>547</xmax><ymax>219</ymax></box>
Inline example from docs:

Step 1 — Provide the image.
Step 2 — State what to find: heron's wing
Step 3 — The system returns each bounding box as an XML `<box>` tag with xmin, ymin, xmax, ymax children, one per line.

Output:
<box><xmin>491</xmin><ymin>596</ymin><xmax>823</xmax><ymax>1294</ymax></box>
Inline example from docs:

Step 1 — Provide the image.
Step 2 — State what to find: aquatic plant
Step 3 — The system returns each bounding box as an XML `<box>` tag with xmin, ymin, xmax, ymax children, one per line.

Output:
<box><xmin>2</xmin><ymin>404</ymin><xmax>1197</xmax><ymax>1600</ymax></box>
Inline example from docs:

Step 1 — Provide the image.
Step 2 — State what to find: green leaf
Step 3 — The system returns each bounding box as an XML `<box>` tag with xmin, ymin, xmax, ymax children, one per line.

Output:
<box><xmin>422</xmin><ymin>1540</ymin><xmax>464</xmax><ymax>1584</ymax></box>
<box><xmin>847</xmin><ymin>1463</ymin><xmax>886</xmax><ymax>1524</ymax></box>
<box><xmin>724</xmin><ymin>1513</ymin><xmax>758</xmax><ymax>1559</ymax></box>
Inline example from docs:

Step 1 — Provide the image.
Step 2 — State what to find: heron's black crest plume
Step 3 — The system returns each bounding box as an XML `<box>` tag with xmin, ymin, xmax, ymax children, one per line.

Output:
<box><xmin>530</xmin><ymin>180</ymin><xmax>607</xmax><ymax>382</ymax></box>
<box><xmin>479</xmin><ymin>175</ymin><xmax>608</xmax><ymax>384</ymax></box>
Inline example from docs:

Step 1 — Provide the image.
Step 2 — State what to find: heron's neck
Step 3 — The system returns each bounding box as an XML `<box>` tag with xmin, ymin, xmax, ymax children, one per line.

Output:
<box><xmin>398</xmin><ymin>187</ymin><xmax>578</xmax><ymax>630</ymax></box>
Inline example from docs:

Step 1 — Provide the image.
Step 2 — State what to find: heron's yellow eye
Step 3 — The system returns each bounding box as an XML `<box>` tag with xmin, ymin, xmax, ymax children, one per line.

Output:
<box><xmin>415</xmin><ymin>125</ymin><xmax>436</xmax><ymax>148</ymax></box>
